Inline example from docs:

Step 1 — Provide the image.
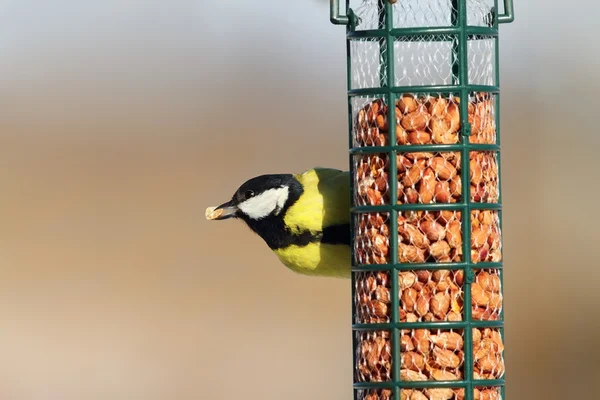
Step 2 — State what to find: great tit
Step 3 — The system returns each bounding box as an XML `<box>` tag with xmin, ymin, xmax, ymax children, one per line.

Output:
<box><xmin>206</xmin><ymin>168</ymin><xmax>351</xmax><ymax>278</ymax></box>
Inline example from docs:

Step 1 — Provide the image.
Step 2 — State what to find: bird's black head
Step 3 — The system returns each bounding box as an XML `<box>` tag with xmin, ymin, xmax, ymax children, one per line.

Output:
<box><xmin>206</xmin><ymin>174</ymin><xmax>303</xmax><ymax>224</ymax></box>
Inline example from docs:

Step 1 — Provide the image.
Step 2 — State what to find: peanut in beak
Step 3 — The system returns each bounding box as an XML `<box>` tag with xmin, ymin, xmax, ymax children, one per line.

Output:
<box><xmin>205</xmin><ymin>207</ymin><xmax>223</xmax><ymax>220</ymax></box>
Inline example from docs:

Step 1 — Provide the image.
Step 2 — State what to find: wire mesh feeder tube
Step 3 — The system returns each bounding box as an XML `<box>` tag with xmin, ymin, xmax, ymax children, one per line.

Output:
<box><xmin>331</xmin><ymin>1</ymin><xmax>514</xmax><ymax>400</ymax></box>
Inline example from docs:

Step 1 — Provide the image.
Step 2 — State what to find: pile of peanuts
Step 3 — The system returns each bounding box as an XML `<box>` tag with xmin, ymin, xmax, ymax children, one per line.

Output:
<box><xmin>355</xmin><ymin>267</ymin><xmax>502</xmax><ymax>326</ymax></box>
<box><xmin>354</xmin><ymin>92</ymin><xmax>495</xmax><ymax>147</ymax></box>
<box><xmin>353</xmin><ymin>92</ymin><xmax>503</xmax><ymax>399</ymax></box>
<box><xmin>354</xmin><ymin>150</ymin><xmax>499</xmax><ymax>206</ymax></box>
<box><xmin>356</xmin><ymin>326</ymin><xmax>504</xmax><ymax>398</ymax></box>
<box><xmin>359</xmin><ymin>386</ymin><xmax>502</xmax><ymax>400</ymax></box>
<box><xmin>354</xmin><ymin>92</ymin><xmax>498</xmax><ymax>208</ymax></box>
<box><xmin>354</xmin><ymin>210</ymin><xmax>502</xmax><ymax>267</ymax></box>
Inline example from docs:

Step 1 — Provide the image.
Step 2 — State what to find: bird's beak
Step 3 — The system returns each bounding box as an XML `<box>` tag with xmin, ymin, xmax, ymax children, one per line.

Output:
<box><xmin>205</xmin><ymin>200</ymin><xmax>238</xmax><ymax>220</ymax></box>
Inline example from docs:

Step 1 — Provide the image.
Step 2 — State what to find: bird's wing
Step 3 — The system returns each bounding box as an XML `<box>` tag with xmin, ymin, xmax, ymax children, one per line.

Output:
<box><xmin>311</xmin><ymin>168</ymin><xmax>351</xmax><ymax>228</ymax></box>
<box><xmin>285</xmin><ymin>168</ymin><xmax>350</xmax><ymax>234</ymax></box>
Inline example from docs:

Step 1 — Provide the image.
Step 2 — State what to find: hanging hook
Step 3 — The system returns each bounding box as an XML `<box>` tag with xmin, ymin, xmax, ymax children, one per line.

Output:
<box><xmin>498</xmin><ymin>0</ymin><xmax>515</xmax><ymax>24</ymax></box>
<box><xmin>330</xmin><ymin>0</ymin><xmax>349</xmax><ymax>25</ymax></box>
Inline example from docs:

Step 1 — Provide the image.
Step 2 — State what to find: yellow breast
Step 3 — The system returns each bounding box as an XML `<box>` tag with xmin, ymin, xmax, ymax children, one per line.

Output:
<box><xmin>273</xmin><ymin>242</ymin><xmax>351</xmax><ymax>278</ymax></box>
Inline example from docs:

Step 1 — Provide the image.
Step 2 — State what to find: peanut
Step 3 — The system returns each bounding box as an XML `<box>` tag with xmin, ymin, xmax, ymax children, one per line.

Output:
<box><xmin>449</xmin><ymin>175</ymin><xmax>462</xmax><ymax>197</ymax></box>
<box><xmin>399</xmin><ymin>271</ymin><xmax>418</xmax><ymax>290</ymax></box>
<box><xmin>432</xmin><ymin>269</ymin><xmax>451</xmax><ymax>282</ymax></box>
<box><xmin>434</xmin><ymin>181</ymin><xmax>452</xmax><ymax>203</ymax></box>
<box><xmin>399</xmin><ymin>222</ymin><xmax>430</xmax><ymax>250</ymax></box>
<box><xmin>401</xmin><ymin>288</ymin><xmax>418</xmax><ymax>312</ymax></box>
<box><xmin>366</xmin><ymin>300</ymin><xmax>388</xmax><ymax>318</ymax></box>
<box><xmin>412</xmin><ymin>329</ymin><xmax>431</xmax><ymax>354</ymax></box>
<box><xmin>427</xmin><ymin>96</ymin><xmax>448</xmax><ymax>117</ymax></box>
<box><xmin>425</xmin><ymin>388</ymin><xmax>455</xmax><ymax>400</ymax></box>
<box><xmin>397</xmin><ymin>125</ymin><xmax>409</xmax><ymax>144</ymax></box>
<box><xmin>479</xmin><ymin>389</ymin><xmax>501</xmax><ymax>400</ymax></box>
<box><xmin>419</xmin><ymin>167</ymin><xmax>437</xmax><ymax>204</ymax></box>
<box><xmin>431</xmin><ymin>368</ymin><xmax>460</xmax><ymax>381</ymax></box>
<box><xmin>398</xmin><ymin>94</ymin><xmax>418</xmax><ymax>114</ymax></box>
<box><xmin>403</xmin><ymin>163</ymin><xmax>424</xmax><ymax>187</ymax></box>
<box><xmin>399</xmin><ymin>243</ymin><xmax>426</xmax><ymax>263</ymax></box>
<box><xmin>433</xmin><ymin>347</ymin><xmax>461</xmax><ymax>369</ymax></box>
<box><xmin>397</xmin><ymin>154</ymin><xmax>413</xmax><ymax>171</ymax></box>
<box><xmin>401</xmin><ymin>351</ymin><xmax>426</xmax><ymax>372</ymax></box>
<box><xmin>416</xmin><ymin>295</ymin><xmax>430</xmax><ymax>317</ymax></box>
<box><xmin>430</xmin><ymin>292</ymin><xmax>451</xmax><ymax>319</ymax></box>
<box><xmin>429</xmin><ymin>240</ymin><xmax>451</xmax><ymax>260</ymax></box>
<box><xmin>430</xmin><ymin>157</ymin><xmax>457</xmax><ymax>180</ymax></box>
<box><xmin>410</xmin><ymin>391</ymin><xmax>428</xmax><ymax>400</ymax></box>
<box><xmin>400</xmin><ymin>369</ymin><xmax>428</xmax><ymax>382</ymax></box>
<box><xmin>446</xmin><ymin>220</ymin><xmax>462</xmax><ymax>248</ymax></box>
<box><xmin>408</xmin><ymin>130</ymin><xmax>432</xmax><ymax>145</ymax></box>
<box><xmin>471</xmin><ymin>282</ymin><xmax>490</xmax><ymax>307</ymax></box>
<box><xmin>447</xmin><ymin>311</ymin><xmax>462</xmax><ymax>321</ymax></box>
<box><xmin>376</xmin><ymin>113</ymin><xmax>388</xmax><ymax>131</ymax></box>
<box><xmin>375</xmin><ymin>286</ymin><xmax>391</xmax><ymax>302</ymax></box>
<box><xmin>430</xmin><ymin>332</ymin><xmax>464</xmax><ymax>351</ymax></box>
<box><xmin>401</xmin><ymin>335</ymin><xmax>415</xmax><ymax>352</ymax></box>
<box><xmin>401</xmin><ymin>109</ymin><xmax>430</xmax><ymax>131</ymax></box>
<box><xmin>420</xmin><ymin>220</ymin><xmax>446</xmax><ymax>242</ymax></box>
<box><xmin>404</xmin><ymin>187</ymin><xmax>419</xmax><ymax>204</ymax></box>
<box><xmin>444</xmin><ymin>102</ymin><xmax>460</xmax><ymax>133</ymax></box>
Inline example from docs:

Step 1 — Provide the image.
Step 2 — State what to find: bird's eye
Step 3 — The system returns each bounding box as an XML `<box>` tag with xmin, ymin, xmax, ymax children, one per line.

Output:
<box><xmin>243</xmin><ymin>190</ymin><xmax>254</xmax><ymax>199</ymax></box>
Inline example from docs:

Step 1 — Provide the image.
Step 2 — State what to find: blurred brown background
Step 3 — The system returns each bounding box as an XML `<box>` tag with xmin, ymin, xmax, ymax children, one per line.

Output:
<box><xmin>0</xmin><ymin>1</ymin><xmax>598</xmax><ymax>399</ymax></box>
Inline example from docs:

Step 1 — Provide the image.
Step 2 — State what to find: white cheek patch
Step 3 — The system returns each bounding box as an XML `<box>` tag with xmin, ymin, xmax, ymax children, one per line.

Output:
<box><xmin>238</xmin><ymin>187</ymin><xmax>289</xmax><ymax>220</ymax></box>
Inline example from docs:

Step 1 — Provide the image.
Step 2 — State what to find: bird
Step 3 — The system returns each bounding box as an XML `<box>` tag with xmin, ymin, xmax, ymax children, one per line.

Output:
<box><xmin>205</xmin><ymin>168</ymin><xmax>352</xmax><ymax>279</ymax></box>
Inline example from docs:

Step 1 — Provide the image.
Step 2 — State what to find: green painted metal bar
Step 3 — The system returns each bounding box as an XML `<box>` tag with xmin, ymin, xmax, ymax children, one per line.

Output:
<box><xmin>349</xmin><ymin>143</ymin><xmax>500</xmax><ymax>154</ymax></box>
<box><xmin>347</xmin><ymin>27</ymin><xmax>498</xmax><ymax>39</ymax></box>
<box><xmin>351</xmin><ymin>203</ymin><xmax>502</xmax><ymax>213</ymax></box>
<box><xmin>351</xmin><ymin>261</ymin><xmax>504</xmax><ymax>272</ymax></box>
<box><xmin>354</xmin><ymin>379</ymin><xmax>504</xmax><ymax>389</ymax></box>
<box><xmin>383</xmin><ymin>1</ymin><xmax>400</xmax><ymax>399</ymax></box>
<box><xmin>352</xmin><ymin>320</ymin><xmax>504</xmax><ymax>331</ymax></box>
<box><xmin>348</xmin><ymin>84</ymin><xmax>499</xmax><ymax>96</ymax></box>
<box><xmin>456</xmin><ymin>3</ymin><xmax>475</xmax><ymax>400</ymax></box>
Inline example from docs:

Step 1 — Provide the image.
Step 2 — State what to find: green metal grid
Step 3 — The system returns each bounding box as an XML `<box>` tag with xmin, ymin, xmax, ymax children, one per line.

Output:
<box><xmin>331</xmin><ymin>1</ymin><xmax>514</xmax><ymax>399</ymax></box>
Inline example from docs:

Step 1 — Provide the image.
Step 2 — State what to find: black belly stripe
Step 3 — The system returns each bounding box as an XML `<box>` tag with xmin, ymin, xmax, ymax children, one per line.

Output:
<box><xmin>270</xmin><ymin>224</ymin><xmax>350</xmax><ymax>250</ymax></box>
<box><xmin>321</xmin><ymin>224</ymin><xmax>351</xmax><ymax>246</ymax></box>
<box><xmin>244</xmin><ymin>216</ymin><xmax>351</xmax><ymax>250</ymax></box>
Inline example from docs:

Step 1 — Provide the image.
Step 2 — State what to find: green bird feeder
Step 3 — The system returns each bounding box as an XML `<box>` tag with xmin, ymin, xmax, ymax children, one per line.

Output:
<box><xmin>330</xmin><ymin>1</ymin><xmax>515</xmax><ymax>399</ymax></box>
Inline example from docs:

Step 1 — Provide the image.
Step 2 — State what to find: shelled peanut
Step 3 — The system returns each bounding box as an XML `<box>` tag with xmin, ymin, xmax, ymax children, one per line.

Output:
<box><xmin>354</xmin><ymin>210</ymin><xmax>502</xmax><ymax>268</ymax></box>
<box><xmin>354</xmin><ymin>92</ymin><xmax>496</xmax><ymax>147</ymax></box>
